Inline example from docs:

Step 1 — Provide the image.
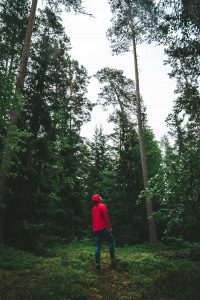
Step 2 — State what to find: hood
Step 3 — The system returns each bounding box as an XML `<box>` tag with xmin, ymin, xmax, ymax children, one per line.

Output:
<box><xmin>92</xmin><ymin>194</ymin><xmax>102</xmax><ymax>203</ymax></box>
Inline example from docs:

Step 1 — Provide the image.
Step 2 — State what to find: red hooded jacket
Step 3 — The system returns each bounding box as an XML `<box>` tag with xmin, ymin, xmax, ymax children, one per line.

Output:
<box><xmin>92</xmin><ymin>194</ymin><xmax>112</xmax><ymax>232</ymax></box>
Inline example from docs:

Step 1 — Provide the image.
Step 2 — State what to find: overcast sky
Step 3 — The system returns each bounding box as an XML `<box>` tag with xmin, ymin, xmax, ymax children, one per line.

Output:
<box><xmin>62</xmin><ymin>0</ymin><xmax>176</xmax><ymax>141</ymax></box>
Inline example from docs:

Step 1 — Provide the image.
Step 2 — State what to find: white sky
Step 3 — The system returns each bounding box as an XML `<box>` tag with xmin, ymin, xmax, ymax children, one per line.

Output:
<box><xmin>62</xmin><ymin>0</ymin><xmax>177</xmax><ymax>141</ymax></box>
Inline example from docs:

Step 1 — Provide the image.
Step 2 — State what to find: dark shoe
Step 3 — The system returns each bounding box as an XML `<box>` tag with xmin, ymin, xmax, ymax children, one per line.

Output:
<box><xmin>110</xmin><ymin>259</ymin><xmax>116</xmax><ymax>267</ymax></box>
<box><xmin>96</xmin><ymin>264</ymin><xmax>101</xmax><ymax>270</ymax></box>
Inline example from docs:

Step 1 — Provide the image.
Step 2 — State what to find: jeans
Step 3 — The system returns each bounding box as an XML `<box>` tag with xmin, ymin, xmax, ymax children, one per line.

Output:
<box><xmin>94</xmin><ymin>228</ymin><xmax>115</xmax><ymax>265</ymax></box>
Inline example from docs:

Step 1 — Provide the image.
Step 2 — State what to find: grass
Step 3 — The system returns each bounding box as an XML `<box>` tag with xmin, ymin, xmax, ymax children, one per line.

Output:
<box><xmin>0</xmin><ymin>240</ymin><xmax>200</xmax><ymax>299</ymax></box>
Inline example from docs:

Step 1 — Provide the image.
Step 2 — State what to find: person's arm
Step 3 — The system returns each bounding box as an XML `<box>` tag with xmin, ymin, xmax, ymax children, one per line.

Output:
<box><xmin>102</xmin><ymin>204</ymin><xmax>112</xmax><ymax>229</ymax></box>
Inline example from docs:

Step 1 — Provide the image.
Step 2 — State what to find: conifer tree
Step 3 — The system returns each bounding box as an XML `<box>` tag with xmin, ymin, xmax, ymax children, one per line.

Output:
<box><xmin>0</xmin><ymin>0</ymin><xmax>86</xmax><ymax>244</ymax></box>
<box><xmin>107</xmin><ymin>0</ymin><xmax>158</xmax><ymax>243</ymax></box>
<box><xmin>4</xmin><ymin>7</ymin><xmax>92</xmax><ymax>249</ymax></box>
<box><xmin>95</xmin><ymin>67</ymin><xmax>149</xmax><ymax>242</ymax></box>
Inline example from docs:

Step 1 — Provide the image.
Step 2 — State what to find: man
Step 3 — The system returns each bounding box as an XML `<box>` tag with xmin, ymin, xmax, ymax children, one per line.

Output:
<box><xmin>91</xmin><ymin>194</ymin><xmax>116</xmax><ymax>269</ymax></box>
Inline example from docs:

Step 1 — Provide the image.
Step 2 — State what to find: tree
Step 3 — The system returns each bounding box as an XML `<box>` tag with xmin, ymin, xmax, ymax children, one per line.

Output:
<box><xmin>3</xmin><ymin>6</ymin><xmax>93</xmax><ymax>249</ymax></box>
<box><xmin>158</xmin><ymin>0</ymin><xmax>200</xmax><ymax>28</ymax></box>
<box><xmin>0</xmin><ymin>0</ymin><xmax>86</xmax><ymax>244</ymax></box>
<box><xmin>107</xmin><ymin>0</ymin><xmax>158</xmax><ymax>243</ymax></box>
<box><xmin>0</xmin><ymin>0</ymin><xmax>38</xmax><ymax>244</ymax></box>
<box><xmin>95</xmin><ymin>67</ymin><xmax>136</xmax><ymax>155</ymax></box>
<box><xmin>157</xmin><ymin>0</ymin><xmax>200</xmax><ymax>132</ymax></box>
<box><xmin>143</xmin><ymin>0</ymin><xmax>200</xmax><ymax>242</ymax></box>
<box><xmin>95</xmin><ymin>67</ymin><xmax>160</xmax><ymax>242</ymax></box>
<box><xmin>147</xmin><ymin>130</ymin><xmax>200</xmax><ymax>241</ymax></box>
<box><xmin>0</xmin><ymin>0</ymin><xmax>29</xmax><ymax>75</ymax></box>
<box><xmin>87</xmin><ymin>126</ymin><xmax>109</xmax><ymax>195</ymax></box>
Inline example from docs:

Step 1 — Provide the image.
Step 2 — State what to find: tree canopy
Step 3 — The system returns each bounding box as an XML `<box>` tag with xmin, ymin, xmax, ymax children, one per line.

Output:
<box><xmin>0</xmin><ymin>0</ymin><xmax>199</xmax><ymax>249</ymax></box>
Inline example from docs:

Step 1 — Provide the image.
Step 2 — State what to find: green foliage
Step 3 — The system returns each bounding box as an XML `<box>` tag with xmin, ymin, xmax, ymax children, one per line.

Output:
<box><xmin>1</xmin><ymin>241</ymin><xmax>200</xmax><ymax>300</ymax></box>
<box><xmin>0</xmin><ymin>0</ymin><xmax>199</xmax><ymax>254</ymax></box>
<box><xmin>0</xmin><ymin>5</ymin><xmax>93</xmax><ymax>250</ymax></box>
<box><xmin>0</xmin><ymin>245</ymin><xmax>37</xmax><ymax>270</ymax></box>
<box><xmin>146</xmin><ymin>133</ymin><xmax>200</xmax><ymax>241</ymax></box>
<box><xmin>0</xmin><ymin>243</ymin><xmax>93</xmax><ymax>299</ymax></box>
<box><xmin>93</xmin><ymin>68</ymin><xmax>163</xmax><ymax>243</ymax></box>
<box><xmin>86</xmin><ymin>125</ymin><xmax>109</xmax><ymax>195</ymax></box>
<box><xmin>0</xmin><ymin>74</ymin><xmax>14</xmax><ymax>129</ymax></box>
<box><xmin>0</xmin><ymin>0</ymin><xmax>29</xmax><ymax>74</ymax></box>
<box><xmin>46</xmin><ymin>0</ymin><xmax>86</xmax><ymax>14</ymax></box>
<box><xmin>107</xmin><ymin>0</ymin><xmax>157</xmax><ymax>54</ymax></box>
<box><xmin>156</xmin><ymin>0</ymin><xmax>200</xmax><ymax>125</ymax></box>
<box><xmin>1</xmin><ymin>126</ymin><xmax>31</xmax><ymax>177</ymax></box>
<box><xmin>144</xmin><ymin>128</ymin><xmax>162</xmax><ymax>179</ymax></box>
<box><xmin>137</xmin><ymin>0</ymin><xmax>200</xmax><ymax>242</ymax></box>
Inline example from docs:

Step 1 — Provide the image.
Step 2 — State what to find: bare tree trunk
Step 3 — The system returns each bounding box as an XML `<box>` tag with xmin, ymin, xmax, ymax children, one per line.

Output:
<box><xmin>0</xmin><ymin>0</ymin><xmax>38</xmax><ymax>244</ymax></box>
<box><xmin>131</xmin><ymin>32</ymin><xmax>158</xmax><ymax>243</ymax></box>
<box><xmin>10</xmin><ymin>0</ymin><xmax>38</xmax><ymax>125</ymax></box>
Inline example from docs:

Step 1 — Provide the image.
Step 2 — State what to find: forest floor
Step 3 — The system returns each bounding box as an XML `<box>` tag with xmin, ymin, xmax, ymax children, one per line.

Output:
<box><xmin>0</xmin><ymin>240</ymin><xmax>200</xmax><ymax>299</ymax></box>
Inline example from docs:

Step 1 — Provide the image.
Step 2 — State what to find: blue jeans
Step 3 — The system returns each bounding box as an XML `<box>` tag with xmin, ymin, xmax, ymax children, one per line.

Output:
<box><xmin>94</xmin><ymin>228</ymin><xmax>115</xmax><ymax>265</ymax></box>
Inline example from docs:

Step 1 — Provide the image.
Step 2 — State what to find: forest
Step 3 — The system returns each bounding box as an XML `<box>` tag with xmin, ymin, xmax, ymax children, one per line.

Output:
<box><xmin>0</xmin><ymin>0</ymin><xmax>199</xmax><ymax>299</ymax></box>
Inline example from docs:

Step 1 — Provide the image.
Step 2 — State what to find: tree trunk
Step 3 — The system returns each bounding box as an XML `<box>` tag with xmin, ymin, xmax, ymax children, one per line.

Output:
<box><xmin>131</xmin><ymin>32</ymin><xmax>158</xmax><ymax>243</ymax></box>
<box><xmin>0</xmin><ymin>0</ymin><xmax>38</xmax><ymax>244</ymax></box>
<box><xmin>182</xmin><ymin>0</ymin><xmax>200</xmax><ymax>27</ymax></box>
<box><xmin>16</xmin><ymin>0</ymin><xmax>38</xmax><ymax>95</ymax></box>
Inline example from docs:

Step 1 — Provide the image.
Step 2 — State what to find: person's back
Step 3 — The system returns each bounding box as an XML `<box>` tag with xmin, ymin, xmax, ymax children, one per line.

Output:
<box><xmin>91</xmin><ymin>194</ymin><xmax>116</xmax><ymax>269</ymax></box>
<box><xmin>92</xmin><ymin>202</ymin><xmax>111</xmax><ymax>232</ymax></box>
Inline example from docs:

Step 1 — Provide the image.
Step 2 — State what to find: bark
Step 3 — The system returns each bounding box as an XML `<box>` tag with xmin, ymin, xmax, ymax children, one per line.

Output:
<box><xmin>182</xmin><ymin>0</ymin><xmax>200</xmax><ymax>27</ymax></box>
<box><xmin>131</xmin><ymin>32</ymin><xmax>158</xmax><ymax>243</ymax></box>
<box><xmin>16</xmin><ymin>0</ymin><xmax>38</xmax><ymax>95</ymax></box>
<box><xmin>0</xmin><ymin>0</ymin><xmax>38</xmax><ymax>244</ymax></box>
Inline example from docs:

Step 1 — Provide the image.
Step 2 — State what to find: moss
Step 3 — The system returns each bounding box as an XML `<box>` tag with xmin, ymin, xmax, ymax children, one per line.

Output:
<box><xmin>0</xmin><ymin>241</ymin><xmax>200</xmax><ymax>299</ymax></box>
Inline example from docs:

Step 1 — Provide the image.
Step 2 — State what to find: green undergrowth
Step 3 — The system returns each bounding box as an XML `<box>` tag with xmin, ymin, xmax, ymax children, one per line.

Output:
<box><xmin>0</xmin><ymin>241</ymin><xmax>200</xmax><ymax>299</ymax></box>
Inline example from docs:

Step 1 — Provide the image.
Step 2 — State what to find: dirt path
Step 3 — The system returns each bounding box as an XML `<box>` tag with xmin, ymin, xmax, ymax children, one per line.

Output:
<box><xmin>88</xmin><ymin>255</ymin><xmax>138</xmax><ymax>300</ymax></box>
